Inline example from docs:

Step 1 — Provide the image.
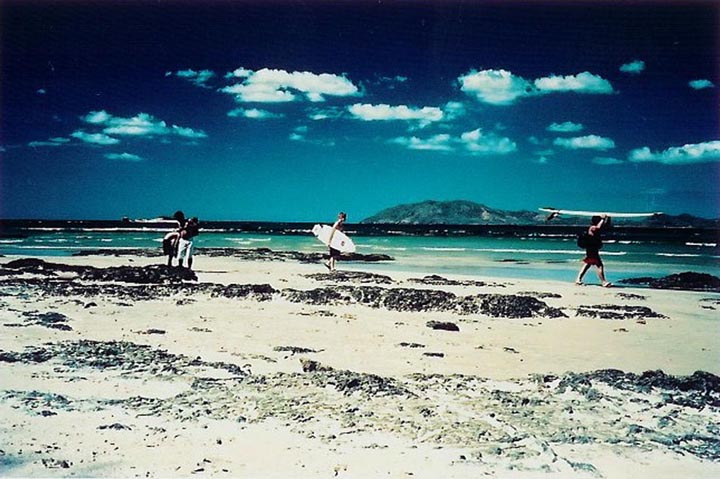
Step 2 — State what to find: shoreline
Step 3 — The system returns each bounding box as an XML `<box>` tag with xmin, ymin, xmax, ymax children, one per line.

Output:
<box><xmin>1</xmin><ymin>252</ymin><xmax>719</xmax><ymax>477</ymax></box>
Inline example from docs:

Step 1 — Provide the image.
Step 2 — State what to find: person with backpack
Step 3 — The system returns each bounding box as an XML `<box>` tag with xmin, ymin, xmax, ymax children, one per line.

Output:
<box><xmin>162</xmin><ymin>210</ymin><xmax>186</xmax><ymax>267</ymax></box>
<box><xmin>576</xmin><ymin>214</ymin><xmax>612</xmax><ymax>287</ymax></box>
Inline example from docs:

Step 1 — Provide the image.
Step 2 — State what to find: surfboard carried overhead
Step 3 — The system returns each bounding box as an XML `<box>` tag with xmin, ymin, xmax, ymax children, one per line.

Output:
<box><xmin>312</xmin><ymin>224</ymin><xmax>356</xmax><ymax>253</ymax></box>
<box><xmin>539</xmin><ymin>207</ymin><xmax>662</xmax><ymax>219</ymax></box>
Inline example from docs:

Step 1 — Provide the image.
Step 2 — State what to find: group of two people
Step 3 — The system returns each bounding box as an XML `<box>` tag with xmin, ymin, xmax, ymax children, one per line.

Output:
<box><xmin>163</xmin><ymin>211</ymin><xmax>200</xmax><ymax>270</ymax></box>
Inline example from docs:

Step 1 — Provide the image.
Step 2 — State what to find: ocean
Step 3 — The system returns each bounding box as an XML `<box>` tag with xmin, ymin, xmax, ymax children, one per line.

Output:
<box><xmin>1</xmin><ymin>220</ymin><xmax>718</xmax><ymax>283</ymax></box>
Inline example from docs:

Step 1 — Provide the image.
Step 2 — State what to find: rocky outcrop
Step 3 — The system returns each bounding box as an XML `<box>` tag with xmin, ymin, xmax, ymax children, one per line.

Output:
<box><xmin>299</xmin><ymin>359</ymin><xmax>412</xmax><ymax>397</ymax></box>
<box><xmin>576</xmin><ymin>304</ymin><xmax>666</xmax><ymax>320</ymax></box>
<box><xmin>282</xmin><ymin>286</ymin><xmax>566</xmax><ymax>318</ymax></box>
<box><xmin>620</xmin><ymin>272</ymin><xmax>720</xmax><ymax>292</ymax></box>
<box><xmin>409</xmin><ymin>275</ymin><xmax>489</xmax><ymax>287</ymax></box>
<box><xmin>2</xmin><ymin>258</ymin><xmax>197</xmax><ymax>283</ymax></box>
<box><xmin>305</xmin><ymin>271</ymin><xmax>395</xmax><ymax>284</ymax></box>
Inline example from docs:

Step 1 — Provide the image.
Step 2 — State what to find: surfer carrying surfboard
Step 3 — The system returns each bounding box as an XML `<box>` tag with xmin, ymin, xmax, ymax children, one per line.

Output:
<box><xmin>325</xmin><ymin>212</ymin><xmax>347</xmax><ymax>272</ymax></box>
<box><xmin>576</xmin><ymin>214</ymin><xmax>612</xmax><ymax>287</ymax></box>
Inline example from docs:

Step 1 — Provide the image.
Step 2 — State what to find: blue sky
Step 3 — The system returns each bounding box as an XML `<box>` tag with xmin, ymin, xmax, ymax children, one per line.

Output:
<box><xmin>1</xmin><ymin>0</ymin><xmax>718</xmax><ymax>221</ymax></box>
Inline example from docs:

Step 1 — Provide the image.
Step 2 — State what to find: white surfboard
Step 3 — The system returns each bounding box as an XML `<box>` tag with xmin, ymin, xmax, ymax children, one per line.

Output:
<box><xmin>312</xmin><ymin>224</ymin><xmax>356</xmax><ymax>253</ymax></box>
<box><xmin>539</xmin><ymin>208</ymin><xmax>662</xmax><ymax>218</ymax></box>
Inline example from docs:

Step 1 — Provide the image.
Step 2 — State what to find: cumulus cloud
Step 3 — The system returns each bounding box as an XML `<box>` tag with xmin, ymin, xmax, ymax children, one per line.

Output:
<box><xmin>390</xmin><ymin>134</ymin><xmax>454</xmax><ymax>152</ymax></box>
<box><xmin>534</xmin><ymin>72</ymin><xmax>614</xmax><ymax>94</ymax></box>
<box><xmin>167</xmin><ymin>69</ymin><xmax>216</xmax><ymax>88</ymax></box>
<box><xmin>28</xmin><ymin>137</ymin><xmax>70</xmax><ymax>147</ymax></box>
<box><xmin>458</xmin><ymin>69</ymin><xmax>535</xmax><ymax>105</ymax></box>
<box><xmin>460</xmin><ymin>128</ymin><xmax>517</xmax><ymax>155</ymax></box>
<box><xmin>391</xmin><ymin>128</ymin><xmax>516</xmax><ymax>155</ymax></box>
<box><xmin>82</xmin><ymin>111</ymin><xmax>207</xmax><ymax>139</ymax></box>
<box><xmin>227</xmin><ymin>108</ymin><xmax>284</xmax><ymax>119</ymax></box>
<box><xmin>547</xmin><ymin>121</ymin><xmax>584</xmax><ymax>133</ymax></box>
<box><xmin>459</xmin><ymin>69</ymin><xmax>614</xmax><ymax>105</ymax></box>
<box><xmin>592</xmin><ymin>156</ymin><xmax>624</xmax><ymax>165</ymax></box>
<box><xmin>689</xmin><ymin>79</ymin><xmax>715</xmax><ymax>90</ymax></box>
<box><xmin>71</xmin><ymin>131</ymin><xmax>121</xmax><ymax>145</ymax></box>
<box><xmin>104</xmin><ymin>152</ymin><xmax>143</xmax><ymax>162</ymax></box>
<box><xmin>628</xmin><ymin>140</ymin><xmax>720</xmax><ymax>165</ymax></box>
<box><xmin>553</xmin><ymin>135</ymin><xmax>615</xmax><ymax>151</ymax></box>
<box><xmin>348</xmin><ymin>103</ymin><xmax>444</xmax><ymax>127</ymax></box>
<box><xmin>221</xmin><ymin>67</ymin><xmax>359</xmax><ymax>103</ymax></box>
<box><xmin>619</xmin><ymin>60</ymin><xmax>646</xmax><ymax>75</ymax></box>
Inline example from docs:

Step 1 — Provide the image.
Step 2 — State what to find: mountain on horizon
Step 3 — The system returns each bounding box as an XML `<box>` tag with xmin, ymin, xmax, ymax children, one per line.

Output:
<box><xmin>360</xmin><ymin>200</ymin><xmax>719</xmax><ymax>228</ymax></box>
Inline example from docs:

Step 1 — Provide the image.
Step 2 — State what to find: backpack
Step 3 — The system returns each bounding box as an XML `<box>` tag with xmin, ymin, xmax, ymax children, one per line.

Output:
<box><xmin>577</xmin><ymin>232</ymin><xmax>591</xmax><ymax>249</ymax></box>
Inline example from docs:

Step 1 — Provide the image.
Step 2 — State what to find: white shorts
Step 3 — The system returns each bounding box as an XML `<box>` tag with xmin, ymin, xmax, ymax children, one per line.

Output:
<box><xmin>176</xmin><ymin>238</ymin><xmax>194</xmax><ymax>262</ymax></box>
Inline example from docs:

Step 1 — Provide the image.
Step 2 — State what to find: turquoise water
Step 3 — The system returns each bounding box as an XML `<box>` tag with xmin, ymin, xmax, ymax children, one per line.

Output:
<box><xmin>1</xmin><ymin>226</ymin><xmax>718</xmax><ymax>283</ymax></box>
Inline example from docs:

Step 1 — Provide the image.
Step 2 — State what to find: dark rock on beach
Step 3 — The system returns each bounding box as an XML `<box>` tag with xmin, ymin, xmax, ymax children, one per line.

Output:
<box><xmin>457</xmin><ymin>294</ymin><xmax>567</xmax><ymax>319</ymax></box>
<box><xmin>305</xmin><ymin>271</ymin><xmax>395</xmax><ymax>284</ymax></box>
<box><xmin>299</xmin><ymin>359</ymin><xmax>411</xmax><ymax>397</ymax></box>
<box><xmin>557</xmin><ymin>369</ymin><xmax>720</xmax><ymax>409</ymax></box>
<box><xmin>22</xmin><ymin>311</ymin><xmax>73</xmax><ymax>331</ymax></box>
<box><xmin>282</xmin><ymin>285</ymin><xmax>565</xmax><ymax>318</ymax></box>
<box><xmin>274</xmin><ymin>346</ymin><xmax>321</xmax><ymax>354</ymax></box>
<box><xmin>426</xmin><ymin>320</ymin><xmax>460</xmax><ymax>332</ymax></box>
<box><xmin>620</xmin><ymin>272</ymin><xmax>720</xmax><ymax>292</ymax></box>
<box><xmin>0</xmin><ymin>340</ymin><xmax>250</xmax><ymax>379</ymax></box>
<box><xmin>409</xmin><ymin>275</ymin><xmax>487</xmax><ymax>287</ymax></box>
<box><xmin>576</xmin><ymin>304</ymin><xmax>666</xmax><ymax>320</ymax></box>
<box><xmin>2</xmin><ymin>259</ymin><xmax>197</xmax><ymax>284</ymax></box>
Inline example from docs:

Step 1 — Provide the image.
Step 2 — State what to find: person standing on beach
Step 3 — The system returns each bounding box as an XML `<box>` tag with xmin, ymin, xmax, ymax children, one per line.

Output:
<box><xmin>176</xmin><ymin>216</ymin><xmax>200</xmax><ymax>270</ymax></box>
<box><xmin>163</xmin><ymin>210</ymin><xmax>186</xmax><ymax>267</ymax></box>
<box><xmin>325</xmin><ymin>212</ymin><xmax>347</xmax><ymax>272</ymax></box>
<box><xmin>576</xmin><ymin>214</ymin><xmax>612</xmax><ymax>287</ymax></box>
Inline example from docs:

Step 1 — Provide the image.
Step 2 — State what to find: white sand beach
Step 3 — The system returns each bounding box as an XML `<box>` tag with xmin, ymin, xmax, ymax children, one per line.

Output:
<box><xmin>1</xmin><ymin>253</ymin><xmax>719</xmax><ymax>478</ymax></box>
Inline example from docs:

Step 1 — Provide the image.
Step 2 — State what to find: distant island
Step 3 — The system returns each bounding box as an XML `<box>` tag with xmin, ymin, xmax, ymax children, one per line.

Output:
<box><xmin>361</xmin><ymin>200</ymin><xmax>720</xmax><ymax>228</ymax></box>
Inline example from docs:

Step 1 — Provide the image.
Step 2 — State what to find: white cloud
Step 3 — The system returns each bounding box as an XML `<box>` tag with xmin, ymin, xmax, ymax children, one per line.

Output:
<box><xmin>554</xmin><ymin>135</ymin><xmax>615</xmax><ymax>151</ymax></box>
<box><xmin>83</xmin><ymin>110</ymin><xmax>112</xmax><ymax>124</ymax></box>
<box><xmin>391</xmin><ymin>128</ymin><xmax>516</xmax><ymax>155</ymax></box>
<box><xmin>442</xmin><ymin>101</ymin><xmax>466</xmax><ymax>121</ymax></box>
<box><xmin>689</xmin><ymin>79</ymin><xmax>715</xmax><ymax>90</ymax></box>
<box><xmin>459</xmin><ymin>69</ymin><xmax>535</xmax><ymax>105</ymax></box>
<box><xmin>104</xmin><ymin>152</ymin><xmax>144</xmax><ymax>162</ymax></box>
<box><xmin>460</xmin><ymin>128</ymin><xmax>517</xmax><ymax>155</ymax></box>
<box><xmin>36</xmin><ymin>89</ymin><xmax>47</xmax><ymax>95</ymax></box>
<box><xmin>227</xmin><ymin>108</ymin><xmax>284</xmax><ymax>119</ymax></box>
<box><xmin>619</xmin><ymin>60</ymin><xmax>646</xmax><ymax>75</ymax></box>
<box><xmin>390</xmin><ymin>134</ymin><xmax>454</xmax><ymax>152</ymax></box>
<box><xmin>308</xmin><ymin>107</ymin><xmax>344</xmax><ymax>121</ymax></box>
<box><xmin>547</xmin><ymin>121</ymin><xmax>584</xmax><ymax>133</ymax></box>
<box><xmin>459</xmin><ymin>69</ymin><xmax>614</xmax><ymax>105</ymax></box>
<box><xmin>226</xmin><ymin>67</ymin><xmax>253</xmax><ymax>79</ymax></box>
<box><xmin>170</xmin><ymin>69</ymin><xmax>216</xmax><ymax>88</ymax></box>
<box><xmin>71</xmin><ymin>131</ymin><xmax>121</xmax><ymax>145</ymax></box>
<box><xmin>593</xmin><ymin>156</ymin><xmax>624</xmax><ymax>165</ymax></box>
<box><xmin>348</xmin><ymin>103</ymin><xmax>444</xmax><ymax>127</ymax></box>
<box><xmin>28</xmin><ymin>137</ymin><xmax>70</xmax><ymax>147</ymax></box>
<box><xmin>534</xmin><ymin>72</ymin><xmax>614</xmax><ymax>94</ymax></box>
<box><xmin>221</xmin><ymin>67</ymin><xmax>360</xmax><ymax>103</ymax></box>
<box><xmin>82</xmin><ymin>111</ymin><xmax>207</xmax><ymax>139</ymax></box>
<box><xmin>628</xmin><ymin>140</ymin><xmax>720</xmax><ymax>165</ymax></box>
